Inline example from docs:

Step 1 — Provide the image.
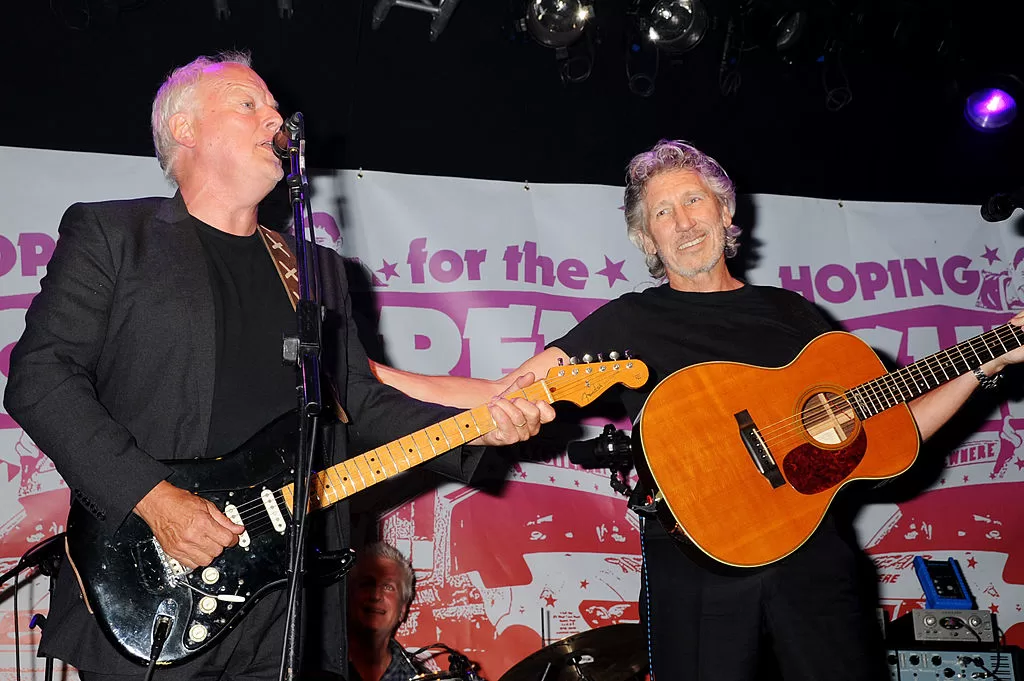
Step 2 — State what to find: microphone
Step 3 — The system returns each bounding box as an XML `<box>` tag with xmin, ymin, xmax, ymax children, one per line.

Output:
<box><xmin>981</xmin><ymin>187</ymin><xmax>1024</xmax><ymax>223</ymax></box>
<box><xmin>272</xmin><ymin>112</ymin><xmax>304</xmax><ymax>160</ymax></box>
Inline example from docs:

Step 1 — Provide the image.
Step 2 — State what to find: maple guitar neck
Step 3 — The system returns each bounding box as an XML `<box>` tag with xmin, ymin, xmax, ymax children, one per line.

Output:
<box><xmin>281</xmin><ymin>358</ymin><xmax>650</xmax><ymax>514</ymax></box>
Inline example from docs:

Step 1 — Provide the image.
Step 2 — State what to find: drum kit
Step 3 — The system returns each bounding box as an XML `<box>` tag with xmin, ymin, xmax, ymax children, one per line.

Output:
<box><xmin>409</xmin><ymin>623</ymin><xmax>647</xmax><ymax>681</ymax></box>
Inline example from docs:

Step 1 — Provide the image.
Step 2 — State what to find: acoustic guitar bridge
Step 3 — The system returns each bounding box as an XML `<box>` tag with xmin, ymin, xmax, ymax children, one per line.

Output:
<box><xmin>734</xmin><ymin>410</ymin><xmax>785</xmax><ymax>488</ymax></box>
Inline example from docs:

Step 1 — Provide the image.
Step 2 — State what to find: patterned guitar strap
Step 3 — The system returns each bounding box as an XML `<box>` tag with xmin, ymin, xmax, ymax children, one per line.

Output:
<box><xmin>257</xmin><ymin>225</ymin><xmax>350</xmax><ymax>424</ymax></box>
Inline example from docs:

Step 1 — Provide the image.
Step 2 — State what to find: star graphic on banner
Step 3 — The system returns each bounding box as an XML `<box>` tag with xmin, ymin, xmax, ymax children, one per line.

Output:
<box><xmin>544</xmin><ymin>594</ymin><xmax>558</xmax><ymax>607</ymax></box>
<box><xmin>580</xmin><ymin>580</ymin><xmax>589</xmax><ymax>589</ymax></box>
<box><xmin>990</xmin><ymin>603</ymin><xmax>1000</xmax><ymax>614</ymax></box>
<box><xmin>968</xmin><ymin>557</ymin><xmax>978</xmax><ymax>569</ymax></box>
<box><xmin>939</xmin><ymin>478</ymin><xmax>946</xmax><ymax>485</ymax></box>
<box><xmin>574</xmin><ymin>480</ymin><xmax>580</xmax><ymax>487</ymax></box>
<box><xmin>596</xmin><ymin>257</ymin><xmax>628</xmax><ymax>287</ymax></box>
<box><xmin>376</xmin><ymin>259</ymin><xmax>399</xmax><ymax>281</ymax></box>
<box><xmin>1016</xmin><ymin>458</ymin><xmax>1024</xmax><ymax>471</ymax></box>
<box><xmin>520</xmin><ymin>470</ymin><xmax>528</xmax><ymax>479</ymax></box>
<box><xmin>964</xmin><ymin>475</ymin><xmax>970</xmax><ymax>483</ymax></box>
<box><xmin>1017</xmin><ymin>604</ymin><xmax>1022</xmax><ymax>612</ymax></box>
<box><xmin>549</xmin><ymin>476</ymin><xmax>556</xmax><ymax>483</ymax></box>
<box><xmin>520</xmin><ymin>606</ymin><xmax>526</xmax><ymax>614</ymax></box>
<box><xmin>981</xmin><ymin>246</ymin><xmax>1001</xmax><ymax>265</ymax></box>
<box><xmin>594</xmin><ymin>484</ymin><xmax>600</xmax><ymax>491</ymax></box>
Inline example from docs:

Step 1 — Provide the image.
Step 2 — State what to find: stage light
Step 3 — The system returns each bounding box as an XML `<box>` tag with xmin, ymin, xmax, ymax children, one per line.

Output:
<box><xmin>964</xmin><ymin>88</ymin><xmax>1018</xmax><ymax>131</ymax></box>
<box><xmin>774</xmin><ymin>9</ymin><xmax>806</xmax><ymax>52</ymax></box>
<box><xmin>641</xmin><ymin>0</ymin><xmax>708</xmax><ymax>52</ymax></box>
<box><xmin>526</xmin><ymin>0</ymin><xmax>594</xmax><ymax>49</ymax></box>
<box><xmin>371</xmin><ymin>0</ymin><xmax>463</xmax><ymax>41</ymax></box>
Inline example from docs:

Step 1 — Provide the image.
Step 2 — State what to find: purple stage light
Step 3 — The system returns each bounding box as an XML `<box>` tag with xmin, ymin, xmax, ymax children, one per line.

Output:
<box><xmin>964</xmin><ymin>88</ymin><xmax>1018</xmax><ymax>131</ymax></box>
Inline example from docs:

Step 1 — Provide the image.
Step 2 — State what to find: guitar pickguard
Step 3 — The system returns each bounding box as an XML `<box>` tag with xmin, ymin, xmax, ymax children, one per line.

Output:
<box><xmin>781</xmin><ymin>429</ymin><xmax>868</xmax><ymax>494</ymax></box>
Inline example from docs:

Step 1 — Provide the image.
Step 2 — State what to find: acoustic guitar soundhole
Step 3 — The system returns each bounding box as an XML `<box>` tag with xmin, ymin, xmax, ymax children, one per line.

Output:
<box><xmin>782</xmin><ymin>391</ymin><xmax>867</xmax><ymax>495</ymax></box>
<box><xmin>800</xmin><ymin>391</ymin><xmax>857</xmax><ymax>446</ymax></box>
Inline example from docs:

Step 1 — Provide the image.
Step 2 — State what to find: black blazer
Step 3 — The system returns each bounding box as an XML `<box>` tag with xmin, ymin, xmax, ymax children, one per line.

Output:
<box><xmin>4</xmin><ymin>193</ymin><xmax>481</xmax><ymax>674</ymax></box>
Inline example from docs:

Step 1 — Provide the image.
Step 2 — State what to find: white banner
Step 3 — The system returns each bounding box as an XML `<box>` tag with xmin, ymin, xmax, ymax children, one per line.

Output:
<box><xmin>1</xmin><ymin>146</ymin><xmax>1022</xmax><ymax>680</ymax></box>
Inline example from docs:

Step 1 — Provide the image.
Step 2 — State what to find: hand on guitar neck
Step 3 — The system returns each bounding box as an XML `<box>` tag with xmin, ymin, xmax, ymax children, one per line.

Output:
<box><xmin>468</xmin><ymin>372</ymin><xmax>556</xmax><ymax>447</ymax></box>
<box><xmin>911</xmin><ymin>310</ymin><xmax>1024</xmax><ymax>441</ymax></box>
<box><xmin>134</xmin><ymin>480</ymin><xmax>245</xmax><ymax>570</ymax></box>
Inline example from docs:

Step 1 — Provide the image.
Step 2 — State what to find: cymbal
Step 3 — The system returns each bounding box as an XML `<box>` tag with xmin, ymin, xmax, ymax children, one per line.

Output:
<box><xmin>498</xmin><ymin>623</ymin><xmax>647</xmax><ymax>681</ymax></box>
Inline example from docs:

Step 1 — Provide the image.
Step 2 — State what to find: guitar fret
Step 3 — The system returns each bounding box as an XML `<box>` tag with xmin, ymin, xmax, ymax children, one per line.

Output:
<box><xmin>379</xmin><ymin>444</ymin><xmax>401</xmax><ymax>476</ymax></box>
<box><xmin>397</xmin><ymin>434</ymin><xmax>425</xmax><ymax>464</ymax></box>
<box><xmin>440</xmin><ymin>417</ymin><xmax>469</xmax><ymax>446</ymax></box>
<box><xmin>343</xmin><ymin>459</ymin><xmax>367</xmax><ymax>491</ymax></box>
<box><xmin>384</xmin><ymin>441</ymin><xmax>410</xmax><ymax>473</ymax></box>
<box><xmin>411</xmin><ymin>430</ymin><xmax>438</xmax><ymax>458</ymax></box>
<box><xmin>425</xmin><ymin>421</ymin><xmax>454</xmax><ymax>454</ymax></box>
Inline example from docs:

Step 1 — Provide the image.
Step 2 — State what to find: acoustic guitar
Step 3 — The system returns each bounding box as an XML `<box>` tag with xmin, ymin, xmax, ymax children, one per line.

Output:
<box><xmin>635</xmin><ymin>323</ymin><xmax>1022</xmax><ymax>568</ymax></box>
<box><xmin>66</xmin><ymin>357</ymin><xmax>649</xmax><ymax>666</ymax></box>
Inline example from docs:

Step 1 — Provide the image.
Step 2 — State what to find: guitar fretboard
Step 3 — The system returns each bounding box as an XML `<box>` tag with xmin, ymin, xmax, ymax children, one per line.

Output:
<box><xmin>846</xmin><ymin>322</ymin><xmax>1023</xmax><ymax>419</ymax></box>
<box><xmin>280</xmin><ymin>382</ymin><xmax>554</xmax><ymax>514</ymax></box>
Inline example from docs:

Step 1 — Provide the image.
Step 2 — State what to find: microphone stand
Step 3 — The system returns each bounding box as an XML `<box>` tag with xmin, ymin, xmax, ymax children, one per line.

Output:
<box><xmin>276</xmin><ymin>111</ymin><xmax>324</xmax><ymax>681</ymax></box>
<box><xmin>1</xmin><ymin>533</ymin><xmax>65</xmax><ymax>681</ymax></box>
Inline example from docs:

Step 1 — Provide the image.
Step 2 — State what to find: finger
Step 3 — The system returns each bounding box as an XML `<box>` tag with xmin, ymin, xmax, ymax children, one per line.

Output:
<box><xmin>208</xmin><ymin>501</ymin><xmax>245</xmax><ymax>534</ymax></box>
<box><xmin>507</xmin><ymin>398</ymin><xmax>542</xmax><ymax>433</ymax></box>
<box><xmin>499</xmin><ymin>372</ymin><xmax>536</xmax><ymax>399</ymax></box>
<box><xmin>487</xmin><ymin>399</ymin><xmax>522</xmax><ymax>441</ymax></box>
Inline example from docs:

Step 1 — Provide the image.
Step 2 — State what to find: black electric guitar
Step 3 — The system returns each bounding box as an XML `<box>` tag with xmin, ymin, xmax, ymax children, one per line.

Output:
<box><xmin>66</xmin><ymin>357</ymin><xmax>649</xmax><ymax>666</ymax></box>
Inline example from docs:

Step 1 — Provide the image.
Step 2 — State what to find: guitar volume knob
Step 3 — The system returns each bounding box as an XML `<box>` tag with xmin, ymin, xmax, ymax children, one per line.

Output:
<box><xmin>201</xmin><ymin>567</ymin><xmax>220</xmax><ymax>585</ymax></box>
<box><xmin>188</xmin><ymin>622</ymin><xmax>209</xmax><ymax>643</ymax></box>
<box><xmin>198</xmin><ymin>596</ymin><xmax>217</xmax><ymax>614</ymax></box>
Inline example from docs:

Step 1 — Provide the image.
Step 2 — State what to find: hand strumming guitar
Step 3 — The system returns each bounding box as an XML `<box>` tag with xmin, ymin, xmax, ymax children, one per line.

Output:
<box><xmin>134</xmin><ymin>480</ymin><xmax>244</xmax><ymax>569</ymax></box>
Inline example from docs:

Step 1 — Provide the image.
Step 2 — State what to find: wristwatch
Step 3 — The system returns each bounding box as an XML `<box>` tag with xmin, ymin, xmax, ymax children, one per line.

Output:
<box><xmin>972</xmin><ymin>367</ymin><xmax>1003</xmax><ymax>391</ymax></box>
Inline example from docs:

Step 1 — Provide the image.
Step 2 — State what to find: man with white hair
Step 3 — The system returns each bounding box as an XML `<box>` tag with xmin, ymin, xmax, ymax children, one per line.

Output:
<box><xmin>5</xmin><ymin>51</ymin><xmax>553</xmax><ymax>680</ymax></box>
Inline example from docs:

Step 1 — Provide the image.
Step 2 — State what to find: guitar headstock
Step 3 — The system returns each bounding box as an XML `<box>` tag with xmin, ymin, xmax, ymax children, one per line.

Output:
<box><xmin>542</xmin><ymin>353</ymin><xmax>649</xmax><ymax>407</ymax></box>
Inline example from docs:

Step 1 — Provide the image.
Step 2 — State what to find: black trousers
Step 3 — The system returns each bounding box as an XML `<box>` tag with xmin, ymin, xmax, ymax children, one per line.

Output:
<box><xmin>641</xmin><ymin>517</ymin><xmax>888</xmax><ymax>681</ymax></box>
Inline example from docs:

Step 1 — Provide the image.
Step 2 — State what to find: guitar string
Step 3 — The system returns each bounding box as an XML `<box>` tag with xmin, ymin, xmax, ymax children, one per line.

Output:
<box><xmin>234</xmin><ymin>369</ymin><xmax>622</xmax><ymax>537</ymax></box>
<box><xmin>756</xmin><ymin>325</ymin><xmax>1022</xmax><ymax>451</ymax></box>
<box><xmin>219</xmin><ymin>368</ymin><xmax>637</xmax><ymax>538</ymax></box>
<box><xmin>750</xmin><ymin>324</ymin><xmax>1022</xmax><ymax>453</ymax></box>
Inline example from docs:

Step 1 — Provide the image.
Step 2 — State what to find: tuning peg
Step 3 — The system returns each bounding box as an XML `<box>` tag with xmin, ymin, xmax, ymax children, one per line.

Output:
<box><xmin>608</xmin><ymin>351</ymin><xmax>620</xmax><ymax>361</ymax></box>
<box><xmin>568</xmin><ymin>356</ymin><xmax>578</xmax><ymax>365</ymax></box>
<box><xmin>597</xmin><ymin>353</ymin><xmax>604</xmax><ymax>362</ymax></box>
<box><xmin>623</xmin><ymin>349</ymin><xmax>633</xmax><ymax>360</ymax></box>
<box><xmin>582</xmin><ymin>353</ymin><xmax>593</xmax><ymax>363</ymax></box>
<box><xmin>557</xmin><ymin>357</ymin><xmax>564</xmax><ymax>366</ymax></box>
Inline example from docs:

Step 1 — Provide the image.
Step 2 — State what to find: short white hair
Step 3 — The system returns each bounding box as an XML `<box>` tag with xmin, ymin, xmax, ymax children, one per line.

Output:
<box><xmin>150</xmin><ymin>50</ymin><xmax>252</xmax><ymax>185</ymax></box>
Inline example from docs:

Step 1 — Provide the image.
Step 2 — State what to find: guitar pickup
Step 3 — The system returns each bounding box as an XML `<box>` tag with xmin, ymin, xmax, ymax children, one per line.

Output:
<box><xmin>222</xmin><ymin>504</ymin><xmax>250</xmax><ymax>549</ymax></box>
<box><xmin>261</xmin><ymin>489</ymin><xmax>287</xmax><ymax>534</ymax></box>
<box><xmin>734</xmin><ymin>410</ymin><xmax>785</xmax><ymax>489</ymax></box>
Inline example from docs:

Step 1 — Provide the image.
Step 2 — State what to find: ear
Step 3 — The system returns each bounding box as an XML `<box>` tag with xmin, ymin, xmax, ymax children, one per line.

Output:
<box><xmin>639</xmin><ymin>231</ymin><xmax>657</xmax><ymax>256</ymax></box>
<box><xmin>168</xmin><ymin>112</ymin><xmax>196</xmax><ymax>148</ymax></box>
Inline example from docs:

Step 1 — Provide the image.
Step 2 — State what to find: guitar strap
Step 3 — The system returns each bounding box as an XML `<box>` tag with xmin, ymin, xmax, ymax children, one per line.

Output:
<box><xmin>257</xmin><ymin>225</ymin><xmax>350</xmax><ymax>424</ymax></box>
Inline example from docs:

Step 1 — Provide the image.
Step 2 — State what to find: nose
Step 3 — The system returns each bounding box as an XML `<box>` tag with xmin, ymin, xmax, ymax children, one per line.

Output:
<box><xmin>675</xmin><ymin>206</ymin><xmax>698</xmax><ymax>230</ymax></box>
<box><xmin>265</xmin><ymin>107</ymin><xmax>284</xmax><ymax>131</ymax></box>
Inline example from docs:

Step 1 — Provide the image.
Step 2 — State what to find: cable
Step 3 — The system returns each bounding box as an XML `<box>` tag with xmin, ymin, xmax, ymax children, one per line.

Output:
<box><xmin>142</xmin><ymin>615</ymin><xmax>173</xmax><ymax>681</ymax></box>
<box><xmin>639</xmin><ymin>515</ymin><xmax>655</xmax><ymax>681</ymax></box>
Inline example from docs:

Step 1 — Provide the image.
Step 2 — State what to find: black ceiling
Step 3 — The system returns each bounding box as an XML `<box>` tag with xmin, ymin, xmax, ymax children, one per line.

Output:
<box><xmin>2</xmin><ymin>0</ymin><xmax>1021</xmax><ymax>206</ymax></box>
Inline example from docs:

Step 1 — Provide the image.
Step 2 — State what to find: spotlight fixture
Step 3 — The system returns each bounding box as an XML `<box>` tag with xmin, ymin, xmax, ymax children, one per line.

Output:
<box><xmin>965</xmin><ymin>88</ymin><xmax>1018</xmax><ymax>132</ymax></box>
<box><xmin>525</xmin><ymin>0</ymin><xmax>594</xmax><ymax>49</ymax></box>
<box><xmin>371</xmin><ymin>0</ymin><xmax>463</xmax><ymax>41</ymax></box>
<box><xmin>640</xmin><ymin>0</ymin><xmax>708</xmax><ymax>53</ymax></box>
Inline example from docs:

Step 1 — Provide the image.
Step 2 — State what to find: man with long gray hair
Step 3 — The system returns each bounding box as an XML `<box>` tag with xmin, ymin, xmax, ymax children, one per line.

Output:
<box><xmin>371</xmin><ymin>139</ymin><xmax>1024</xmax><ymax>680</ymax></box>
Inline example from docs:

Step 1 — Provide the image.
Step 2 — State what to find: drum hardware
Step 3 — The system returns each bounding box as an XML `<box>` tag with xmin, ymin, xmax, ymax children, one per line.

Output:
<box><xmin>498</xmin><ymin>623</ymin><xmax>648</xmax><ymax>681</ymax></box>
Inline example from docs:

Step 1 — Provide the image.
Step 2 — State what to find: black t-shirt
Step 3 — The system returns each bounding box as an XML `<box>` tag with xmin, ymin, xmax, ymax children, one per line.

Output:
<box><xmin>552</xmin><ymin>283</ymin><xmax>833</xmax><ymax>422</ymax></box>
<box><xmin>193</xmin><ymin>220</ymin><xmax>298</xmax><ymax>458</ymax></box>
